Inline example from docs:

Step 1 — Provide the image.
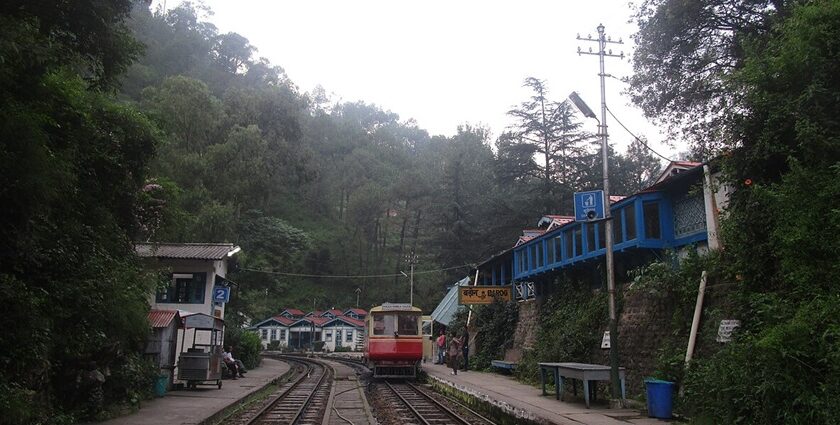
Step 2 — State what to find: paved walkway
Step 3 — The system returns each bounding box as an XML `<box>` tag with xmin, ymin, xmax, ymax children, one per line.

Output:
<box><xmin>423</xmin><ymin>363</ymin><xmax>668</xmax><ymax>425</ymax></box>
<box><xmin>99</xmin><ymin>358</ymin><xmax>290</xmax><ymax>425</ymax></box>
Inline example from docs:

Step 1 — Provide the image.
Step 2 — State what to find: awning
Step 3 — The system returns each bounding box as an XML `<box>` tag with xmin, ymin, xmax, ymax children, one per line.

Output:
<box><xmin>430</xmin><ymin>277</ymin><xmax>470</xmax><ymax>326</ymax></box>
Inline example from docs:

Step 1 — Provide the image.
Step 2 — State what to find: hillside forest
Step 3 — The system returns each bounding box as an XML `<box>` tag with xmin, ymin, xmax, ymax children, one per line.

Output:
<box><xmin>123</xmin><ymin>3</ymin><xmax>663</xmax><ymax>319</ymax></box>
<box><xmin>3</xmin><ymin>0</ymin><xmax>838</xmax><ymax>423</ymax></box>
<box><xmin>0</xmin><ymin>2</ymin><xmax>661</xmax><ymax>422</ymax></box>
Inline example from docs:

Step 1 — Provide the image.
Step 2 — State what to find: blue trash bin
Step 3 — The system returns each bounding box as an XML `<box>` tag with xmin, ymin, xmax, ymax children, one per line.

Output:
<box><xmin>645</xmin><ymin>378</ymin><xmax>675</xmax><ymax>419</ymax></box>
<box><xmin>154</xmin><ymin>374</ymin><xmax>169</xmax><ymax>397</ymax></box>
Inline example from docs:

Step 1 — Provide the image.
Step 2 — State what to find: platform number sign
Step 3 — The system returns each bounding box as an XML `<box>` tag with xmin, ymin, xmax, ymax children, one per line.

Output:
<box><xmin>213</xmin><ymin>286</ymin><xmax>230</xmax><ymax>303</ymax></box>
<box><xmin>574</xmin><ymin>190</ymin><xmax>606</xmax><ymax>222</ymax></box>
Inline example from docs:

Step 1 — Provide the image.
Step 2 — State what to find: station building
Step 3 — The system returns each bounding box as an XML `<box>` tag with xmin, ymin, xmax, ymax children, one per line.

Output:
<box><xmin>135</xmin><ymin>242</ymin><xmax>241</xmax><ymax>384</ymax></box>
<box><xmin>251</xmin><ymin>308</ymin><xmax>367</xmax><ymax>351</ymax></box>
<box><xmin>467</xmin><ymin>161</ymin><xmax>730</xmax><ymax>299</ymax></box>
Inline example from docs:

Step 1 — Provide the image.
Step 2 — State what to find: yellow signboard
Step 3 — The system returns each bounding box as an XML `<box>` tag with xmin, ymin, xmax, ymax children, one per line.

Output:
<box><xmin>458</xmin><ymin>285</ymin><xmax>513</xmax><ymax>305</ymax></box>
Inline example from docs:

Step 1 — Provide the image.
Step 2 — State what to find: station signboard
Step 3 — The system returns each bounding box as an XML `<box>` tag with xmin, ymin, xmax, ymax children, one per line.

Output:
<box><xmin>458</xmin><ymin>285</ymin><xmax>513</xmax><ymax>305</ymax></box>
<box><xmin>213</xmin><ymin>286</ymin><xmax>230</xmax><ymax>303</ymax></box>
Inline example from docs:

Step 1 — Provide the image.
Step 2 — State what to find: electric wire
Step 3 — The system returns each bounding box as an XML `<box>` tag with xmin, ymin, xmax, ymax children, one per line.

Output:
<box><xmin>239</xmin><ymin>264</ymin><xmax>470</xmax><ymax>279</ymax></box>
<box><xmin>605</xmin><ymin>105</ymin><xmax>675</xmax><ymax>162</ymax></box>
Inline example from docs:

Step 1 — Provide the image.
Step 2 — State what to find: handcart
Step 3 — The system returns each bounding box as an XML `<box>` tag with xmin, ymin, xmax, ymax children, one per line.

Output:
<box><xmin>177</xmin><ymin>312</ymin><xmax>225</xmax><ymax>389</ymax></box>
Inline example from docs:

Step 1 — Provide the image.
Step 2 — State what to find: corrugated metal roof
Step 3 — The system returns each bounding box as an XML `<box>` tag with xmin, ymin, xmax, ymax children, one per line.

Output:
<box><xmin>135</xmin><ymin>243</ymin><xmax>240</xmax><ymax>260</ymax></box>
<box><xmin>430</xmin><ymin>277</ymin><xmax>470</xmax><ymax>326</ymax></box>
<box><xmin>148</xmin><ymin>309</ymin><xmax>180</xmax><ymax>328</ymax></box>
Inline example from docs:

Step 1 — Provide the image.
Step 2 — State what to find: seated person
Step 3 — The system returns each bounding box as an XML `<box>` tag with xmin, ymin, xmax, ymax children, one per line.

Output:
<box><xmin>222</xmin><ymin>346</ymin><xmax>247</xmax><ymax>378</ymax></box>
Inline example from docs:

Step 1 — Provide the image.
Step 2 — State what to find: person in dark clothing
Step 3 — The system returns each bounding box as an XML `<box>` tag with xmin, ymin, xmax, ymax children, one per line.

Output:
<box><xmin>462</xmin><ymin>327</ymin><xmax>470</xmax><ymax>370</ymax></box>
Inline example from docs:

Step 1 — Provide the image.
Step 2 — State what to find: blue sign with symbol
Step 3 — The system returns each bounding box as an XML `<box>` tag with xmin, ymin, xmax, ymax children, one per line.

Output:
<box><xmin>213</xmin><ymin>286</ymin><xmax>230</xmax><ymax>303</ymax></box>
<box><xmin>574</xmin><ymin>190</ymin><xmax>606</xmax><ymax>222</ymax></box>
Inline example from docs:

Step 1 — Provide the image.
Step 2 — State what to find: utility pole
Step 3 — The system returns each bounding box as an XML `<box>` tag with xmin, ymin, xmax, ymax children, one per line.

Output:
<box><xmin>311</xmin><ymin>297</ymin><xmax>316</xmax><ymax>353</ymax></box>
<box><xmin>355</xmin><ymin>287</ymin><xmax>361</xmax><ymax>308</ymax></box>
<box><xmin>406</xmin><ymin>252</ymin><xmax>418</xmax><ymax>306</ymax></box>
<box><xmin>576</xmin><ymin>23</ymin><xmax>624</xmax><ymax>402</ymax></box>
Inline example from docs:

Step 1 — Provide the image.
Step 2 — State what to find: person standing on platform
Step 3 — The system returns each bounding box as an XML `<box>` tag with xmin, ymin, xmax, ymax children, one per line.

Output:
<box><xmin>448</xmin><ymin>333</ymin><xmax>462</xmax><ymax>375</ymax></box>
<box><xmin>462</xmin><ymin>327</ymin><xmax>470</xmax><ymax>371</ymax></box>
<box><xmin>436</xmin><ymin>330</ymin><xmax>446</xmax><ymax>364</ymax></box>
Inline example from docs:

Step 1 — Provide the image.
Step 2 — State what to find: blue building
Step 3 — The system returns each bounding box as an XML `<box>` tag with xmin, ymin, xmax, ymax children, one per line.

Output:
<box><xmin>472</xmin><ymin>161</ymin><xmax>729</xmax><ymax>299</ymax></box>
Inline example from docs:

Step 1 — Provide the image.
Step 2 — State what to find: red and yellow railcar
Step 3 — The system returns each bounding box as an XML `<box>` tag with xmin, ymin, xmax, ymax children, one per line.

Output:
<box><xmin>364</xmin><ymin>303</ymin><xmax>423</xmax><ymax>378</ymax></box>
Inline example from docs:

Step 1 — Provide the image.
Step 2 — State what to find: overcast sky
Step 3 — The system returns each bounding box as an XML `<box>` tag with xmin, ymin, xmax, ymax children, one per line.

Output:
<box><xmin>154</xmin><ymin>0</ymin><xmax>680</xmax><ymax>160</ymax></box>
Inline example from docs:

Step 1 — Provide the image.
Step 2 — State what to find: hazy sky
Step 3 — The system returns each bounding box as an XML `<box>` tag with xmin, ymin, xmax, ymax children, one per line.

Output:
<box><xmin>154</xmin><ymin>0</ymin><xmax>680</xmax><ymax>159</ymax></box>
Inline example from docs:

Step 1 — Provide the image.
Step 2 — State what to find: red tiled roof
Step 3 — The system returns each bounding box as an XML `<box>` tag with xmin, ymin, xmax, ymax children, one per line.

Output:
<box><xmin>336</xmin><ymin>316</ymin><xmax>365</xmax><ymax>327</ymax></box>
<box><xmin>515</xmin><ymin>235</ymin><xmax>535</xmax><ymax>247</ymax></box>
<box><xmin>609</xmin><ymin>195</ymin><xmax>626</xmax><ymax>203</ymax></box>
<box><xmin>148</xmin><ymin>309</ymin><xmax>180</xmax><ymax>328</ymax></box>
<box><xmin>135</xmin><ymin>243</ymin><xmax>240</xmax><ymax>260</ymax></box>
<box><xmin>323</xmin><ymin>309</ymin><xmax>344</xmax><ymax>317</ymax></box>
<box><xmin>271</xmin><ymin>316</ymin><xmax>296</xmax><ymax>326</ymax></box>
<box><xmin>522</xmin><ymin>229</ymin><xmax>545</xmax><ymax>237</ymax></box>
<box><xmin>308</xmin><ymin>316</ymin><xmax>331</xmax><ymax>326</ymax></box>
<box><xmin>345</xmin><ymin>308</ymin><xmax>367</xmax><ymax>316</ymax></box>
<box><xmin>283</xmin><ymin>308</ymin><xmax>305</xmax><ymax>317</ymax></box>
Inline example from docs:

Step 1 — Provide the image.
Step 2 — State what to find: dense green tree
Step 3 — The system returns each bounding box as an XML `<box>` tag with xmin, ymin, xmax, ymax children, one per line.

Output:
<box><xmin>629</xmin><ymin>0</ymin><xmax>790</xmax><ymax>156</ymax></box>
<box><xmin>632</xmin><ymin>0</ymin><xmax>840</xmax><ymax>422</ymax></box>
<box><xmin>502</xmin><ymin>77</ymin><xmax>593</xmax><ymax>214</ymax></box>
<box><xmin>0</xmin><ymin>2</ymin><xmax>161</xmax><ymax>421</ymax></box>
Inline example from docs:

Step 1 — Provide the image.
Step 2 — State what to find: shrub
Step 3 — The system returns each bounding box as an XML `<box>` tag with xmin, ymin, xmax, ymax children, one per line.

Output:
<box><xmin>237</xmin><ymin>331</ymin><xmax>263</xmax><ymax>370</ymax></box>
<box><xmin>682</xmin><ymin>296</ymin><xmax>840</xmax><ymax>424</ymax></box>
<box><xmin>471</xmin><ymin>300</ymin><xmax>518</xmax><ymax>370</ymax></box>
<box><xmin>515</xmin><ymin>278</ymin><xmax>607</xmax><ymax>384</ymax></box>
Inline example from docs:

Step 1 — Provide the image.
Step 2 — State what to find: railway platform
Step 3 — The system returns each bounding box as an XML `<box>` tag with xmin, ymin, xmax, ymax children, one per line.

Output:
<box><xmin>99</xmin><ymin>358</ymin><xmax>290</xmax><ymax>425</ymax></box>
<box><xmin>423</xmin><ymin>362</ymin><xmax>668</xmax><ymax>425</ymax></box>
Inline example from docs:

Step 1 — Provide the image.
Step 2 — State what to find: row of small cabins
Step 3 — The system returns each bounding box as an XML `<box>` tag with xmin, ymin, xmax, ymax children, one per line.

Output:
<box><xmin>249</xmin><ymin>308</ymin><xmax>368</xmax><ymax>352</ymax></box>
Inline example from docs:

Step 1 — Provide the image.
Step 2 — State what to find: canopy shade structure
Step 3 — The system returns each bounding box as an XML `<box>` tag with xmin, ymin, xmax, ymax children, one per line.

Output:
<box><xmin>430</xmin><ymin>277</ymin><xmax>470</xmax><ymax>326</ymax></box>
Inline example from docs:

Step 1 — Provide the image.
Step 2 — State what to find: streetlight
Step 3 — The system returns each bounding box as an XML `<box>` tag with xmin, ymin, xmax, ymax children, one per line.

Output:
<box><xmin>569</xmin><ymin>89</ymin><xmax>622</xmax><ymax>402</ymax></box>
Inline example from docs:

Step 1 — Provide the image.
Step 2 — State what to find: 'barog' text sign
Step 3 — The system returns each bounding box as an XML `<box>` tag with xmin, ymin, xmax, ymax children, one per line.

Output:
<box><xmin>458</xmin><ymin>285</ymin><xmax>512</xmax><ymax>305</ymax></box>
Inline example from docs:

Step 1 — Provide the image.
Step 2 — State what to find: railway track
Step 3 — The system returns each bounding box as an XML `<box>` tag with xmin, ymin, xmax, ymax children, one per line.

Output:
<box><xmin>241</xmin><ymin>356</ymin><xmax>333</xmax><ymax>425</ymax></box>
<box><xmin>379</xmin><ymin>380</ymin><xmax>495</xmax><ymax>425</ymax></box>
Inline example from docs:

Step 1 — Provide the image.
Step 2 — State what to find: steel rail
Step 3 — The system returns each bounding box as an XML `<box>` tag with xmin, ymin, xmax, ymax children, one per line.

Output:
<box><xmin>289</xmin><ymin>360</ymin><xmax>331</xmax><ymax>424</ymax></box>
<box><xmin>244</xmin><ymin>356</ymin><xmax>331</xmax><ymax>425</ymax></box>
<box><xmin>385</xmin><ymin>381</ymin><xmax>471</xmax><ymax>425</ymax></box>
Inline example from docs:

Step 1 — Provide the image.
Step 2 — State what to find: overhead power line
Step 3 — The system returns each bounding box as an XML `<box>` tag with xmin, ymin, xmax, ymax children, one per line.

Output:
<box><xmin>605</xmin><ymin>105</ymin><xmax>675</xmax><ymax>162</ymax></box>
<box><xmin>239</xmin><ymin>264</ymin><xmax>470</xmax><ymax>279</ymax></box>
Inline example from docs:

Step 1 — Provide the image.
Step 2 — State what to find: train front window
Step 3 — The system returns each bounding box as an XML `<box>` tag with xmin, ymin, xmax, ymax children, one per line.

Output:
<box><xmin>398</xmin><ymin>314</ymin><xmax>419</xmax><ymax>335</ymax></box>
<box><xmin>372</xmin><ymin>314</ymin><xmax>396</xmax><ymax>335</ymax></box>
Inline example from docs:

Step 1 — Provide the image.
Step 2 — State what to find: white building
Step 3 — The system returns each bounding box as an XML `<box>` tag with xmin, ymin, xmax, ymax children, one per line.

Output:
<box><xmin>136</xmin><ymin>242</ymin><xmax>241</xmax><ymax>320</ymax></box>
<box><xmin>251</xmin><ymin>308</ymin><xmax>367</xmax><ymax>352</ymax></box>
<box><xmin>321</xmin><ymin>316</ymin><xmax>366</xmax><ymax>352</ymax></box>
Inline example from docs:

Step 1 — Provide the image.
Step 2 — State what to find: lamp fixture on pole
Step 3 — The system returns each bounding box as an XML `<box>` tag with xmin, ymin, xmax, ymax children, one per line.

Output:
<box><xmin>405</xmin><ymin>253</ymin><xmax>418</xmax><ymax>306</ymax></box>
